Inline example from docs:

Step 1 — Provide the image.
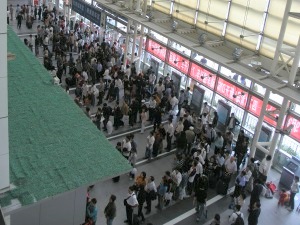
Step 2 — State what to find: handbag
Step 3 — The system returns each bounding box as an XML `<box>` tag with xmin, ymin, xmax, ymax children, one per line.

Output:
<box><xmin>149</xmin><ymin>190</ymin><xmax>157</xmax><ymax>200</ymax></box>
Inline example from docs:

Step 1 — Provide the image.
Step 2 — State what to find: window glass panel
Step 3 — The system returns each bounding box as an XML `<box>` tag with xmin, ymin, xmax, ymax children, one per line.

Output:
<box><xmin>225</xmin><ymin>24</ymin><xmax>258</xmax><ymax>50</ymax></box>
<box><xmin>149</xmin><ymin>31</ymin><xmax>168</xmax><ymax>44</ymax></box>
<box><xmin>269</xmin><ymin>92</ymin><xmax>283</xmax><ymax>105</ymax></box>
<box><xmin>175</xmin><ymin>0</ymin><xmax>198</xmax><ymax>9</ymax></box>
<box><xmin>280</xmin><ymin>136</ymin><xmax>300</xmax><ymax>158</ymax></box>
<box><xmin>192</xmin><ymin>53</ymin><xmax>219</xmax><ymax>71</ymax></box>
<box><xmin>291</xmin><ymin>103</ymin><xmax>300</xmax><ymax>115</ymax></box>
<box><xmin>244</xmin><ymin>113</ymin><xmax>258</xmax><ymax>134</ymax></box>
<box><xmin>188</xmin><ymin>80</ymin><xmax>214</xmax><ymax>106</ymax></box>
<box><xmin>153</xmin><ymin>1</ymin><xmax>171</xmax><ymax>14</ymax></box>
<box><xmin>173</xmin><ymin>3</ymin><xmax>196</xmax><ymax>25</ymax></box>
<box><xmin>229</xmin><ymin>0</ymin><xmax>264</xmax><ymax>32</ymax></box>
<box><xmin>197</xmin><ymin>0</ymin><xmax>227</xmax><ymax>35</ymax></box>
<box><xmin>169</xmin><ymin>41</ymin><xmax>191</xmax><ymax>57</ymax></box>
<box><xmin>219</xmin><ymin>66</ymin><xmax>251</xmax><ymax>88</ymax></box>
<box><xmin>253</xmin><ymin>83</ymin><xmax>266</xmax><ymax>95</ymax></box>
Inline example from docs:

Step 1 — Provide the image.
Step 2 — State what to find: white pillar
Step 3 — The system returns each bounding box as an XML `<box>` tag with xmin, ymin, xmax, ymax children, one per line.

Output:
<box><xmin>249</xmin><ymin>89</ymin><xmax>270</xmax><ymax>158</ymax></box>
<box><xmin>137</xmin><ymin>25</ymin><xmax>144</xmax><ymax>72</ymax></box>
<box><xmin>0</xmin><ymin>1</ymin><xmax>9</xmax><ymax>190</ymax></box>
<box><xmin>266</xmin><ymin>98</ymin><xmax>289</xmax><ymax>174</ymax></box>
<box><xmin>131</xmin><ymin>24</ymin><xmax>138</xmax><ymax>63</ymax></box>
<box><xmin>123</xmin><ymin>21</ymin><xmax>131</xmax><ymax>66</ymax></box>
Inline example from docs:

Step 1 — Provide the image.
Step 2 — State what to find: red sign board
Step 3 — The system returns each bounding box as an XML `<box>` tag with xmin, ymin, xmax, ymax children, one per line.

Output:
<box><xmin>167</xmin><ymin>50</ymin><xmax>190</xmax><ymax>74</ymax></box>
<box><xmin>189</xmin><ymin>62</ymin><xmax>216</xmax><ymax>89</ymax></box>
<box><xmin>146</xmin><ymin>39</ymin><xmax>166</xmax><ymax>61</ymax></box>
<box><xmin>285</xmin><ymin>115</ymin><xmax>300</xmax><ymax>141</ymax></box>
<box><xmin>248</xmin><ymin>96</ymin><xmax>278</xmax><ymax>127</ymax></box>
<box><xmin>216</xmin><ymin>78</ymin><xmax>248</xmax><ymax>108</ymax></box>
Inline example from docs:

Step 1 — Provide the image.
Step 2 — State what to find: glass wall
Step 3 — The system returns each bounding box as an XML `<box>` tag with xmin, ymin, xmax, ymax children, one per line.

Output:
<box><xmin>220</xmin><ymin>66</ymin><xmax>252</xmax><ymax>88</ymax></box>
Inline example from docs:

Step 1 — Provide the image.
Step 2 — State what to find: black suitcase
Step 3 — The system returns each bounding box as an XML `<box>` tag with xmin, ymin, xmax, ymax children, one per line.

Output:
<box><xmin>132</xmin><ymin>214</ymin><xmax>141</xmax><ymax>225</ymax></box>
<box><xmin>216</xmin><ymin>180</ymin><xmax>228</xmax><ymax>195</ymax></box>
<box><xmin>112</xmin><ymin>176</ymin><xmax>120</xmax><ymax>183</ymax></box>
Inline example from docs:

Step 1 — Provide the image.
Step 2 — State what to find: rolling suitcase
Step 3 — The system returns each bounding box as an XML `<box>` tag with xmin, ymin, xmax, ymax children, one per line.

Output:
<box><xmin>216</xmin><ymin>180</ymin><xmax>228</xmax><ymax>195</ymax></box>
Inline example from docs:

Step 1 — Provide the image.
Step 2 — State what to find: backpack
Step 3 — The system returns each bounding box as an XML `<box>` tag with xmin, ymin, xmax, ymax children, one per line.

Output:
<box><xmin>234</xmin><ymin>213</ymin><xmax>244</xmax><ymax>225</ymax></box>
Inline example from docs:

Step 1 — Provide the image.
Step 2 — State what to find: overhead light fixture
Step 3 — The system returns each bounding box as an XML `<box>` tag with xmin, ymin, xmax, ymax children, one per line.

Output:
<box><xmin>198</xmin><ymin>33</ymin><xmax>207</xmax><ymax>46</ymax></box>
<box><xmin>174</xmin><ymin>59</ymin><xmax>185</xmax><ymax>64</ymax></box>
<box><xmin>151</xmin><ymin>47</ymin><xmax>163</xmax><ymax>50</ymax></box>
<box><xmin>232</xmin><ymin>47</ymin><xmax>243</xmax><ymax>61</ymax></box>
<box><xmin>232</xmin><ymin>92</ymin><xmax>245</xmax><ymax>98</ymax></box>
<box><xmin>201</xmin><ymin>74</ymin><xmax>212</xmax><ymax>79</ymax></box>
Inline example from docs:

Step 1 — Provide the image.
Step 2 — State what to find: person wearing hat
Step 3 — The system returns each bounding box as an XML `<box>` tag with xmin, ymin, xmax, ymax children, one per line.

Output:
<box><xmin>185</xmin><ymin>126</ymin><xmax>195</xmax><ymax>155</ymax></box>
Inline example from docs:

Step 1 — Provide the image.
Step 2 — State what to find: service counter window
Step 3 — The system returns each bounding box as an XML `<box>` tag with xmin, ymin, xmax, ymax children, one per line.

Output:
<box><xmin>169</xmin><ymin>41</ymin><xmax>191</xmax><ymax>58</ymax></box>
<box><xmin>244</xmin><ymin>113</ymin><xmax>258</xmax><ymax>134</ymax></box>
<box><xmin>220</xmin><ymin>66</ymin><xmax>251</xmax><ymax>88</ymax></box>
<box><xmin>164</xmin><ymin>65</ymin><xmax>187</xmax><ymax>90</ymax></box>
<box><xmin>192</xmin><ymin>53</ymin><xmax>219</xmax><ymax>71</ymax></box>
<box><xmin>149</xmin><ymin>30</ymin><xmax>168</xmax><ymax>44</ymax></box>
<box><xmin>280</xmin><ymin>136</ymin><xmax>300</xmax><ymax>158</ymax></box>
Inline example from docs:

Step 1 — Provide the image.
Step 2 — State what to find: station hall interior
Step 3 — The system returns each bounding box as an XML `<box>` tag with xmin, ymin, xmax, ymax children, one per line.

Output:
<box><xmin>1</xmin><ymin>0</ymin><xmax>300</xmax><ymax>225</ymax></box>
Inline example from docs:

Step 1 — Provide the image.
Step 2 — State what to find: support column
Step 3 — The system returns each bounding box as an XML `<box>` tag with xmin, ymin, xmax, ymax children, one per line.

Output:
<box><xmin>123</xmin><ymin>21</ymin><xmax>132</xmax><ymax>66</ymax></box>
<box><xmin>270</xmin><ymin>0</ymin><xmax>292</xmax><ymax>75</ymax></box>
<box><xmin>137</xmin><ymin>25</ymin><xmax>144</xmax><ymax>73</ymax></box>
<box><xmin>289</xmin><ymin>36</ymin><xmax>300</xmax><ymax>84</ymax></box>
<box><xmin>249</xmin><ymin>89</ymin><xmax>270</xmax><ymax>159</ymax></box>
<box><xmin>266</xmin><ymin>98</ymin><xmax>289</xmax><ymax>174</ymax></box>
<box><xmin>131</xmin><ymin>24</ymin><xmax>138</xmax><ymax>63</ymax></box>
<box><xmin>0</xmin><ymin>1</ymin><xmax>9</xmax><ymax>190</ymax></box>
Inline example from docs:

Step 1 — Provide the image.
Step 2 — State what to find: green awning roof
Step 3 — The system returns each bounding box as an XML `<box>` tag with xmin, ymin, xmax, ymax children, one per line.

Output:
<box><xmin>0</xmin><ymin>27</ymin><xmax>131</xmax><ymax>208</ymax></box>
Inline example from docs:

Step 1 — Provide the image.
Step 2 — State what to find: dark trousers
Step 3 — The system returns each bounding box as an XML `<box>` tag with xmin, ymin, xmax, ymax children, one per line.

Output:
<box><xmin>126</xmin><ymin>205</ymin><xmax>133</xmax><ymax>225</ymax></box>
<box><xmin>290</xmin><ymin>192</ymin><xmax>296</xmax><ymax>209</ymax></box>
<box><xmin>145</xmin><ymin>194</ymin><xmax>152</xmax><ymax>212</ymax></box>
<box><xmin>138</xmin><ymin>203</ymin><xmax>145</xmax><ymax>220</ymax></box>
<box><xmin>166</xmin><ymin>134</ymin><xmax>172</xmax><ymax>151</ymax></box>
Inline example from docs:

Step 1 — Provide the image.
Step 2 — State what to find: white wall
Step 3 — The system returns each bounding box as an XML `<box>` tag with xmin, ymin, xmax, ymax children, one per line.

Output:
<box><xmin>10</xmin><ymin>186</ymin><xmax>86</xmax><ymax>225</ymax></box>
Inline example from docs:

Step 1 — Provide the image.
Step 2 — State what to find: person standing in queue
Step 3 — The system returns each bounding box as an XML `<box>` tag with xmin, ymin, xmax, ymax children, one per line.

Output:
<box><xmin>124</xmin><ymin>186</ymin><xmax>139</xmax><ymax>225</ymax></box>
<box><xmin>104</xmin><ymin>195</ymin><xmax>116</xmax><ymax>225</ymax></box>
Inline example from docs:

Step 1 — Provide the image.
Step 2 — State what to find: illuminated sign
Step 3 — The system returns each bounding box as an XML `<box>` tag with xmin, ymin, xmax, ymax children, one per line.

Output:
<box><xmin>146</xmin><ymin>39</ymin><xmax>166</xmax><ymax>61</ymax></box>
<box><xmin>248</xmin><ymin>96</ymin><xmax>278</xmax><ymax>127</ymax></box>
<box><xmin>216</xmin><ymin>78</ymin><xmax>248</xmax><ymax>108</ymax></box>
<box><xmin>189</xmin><ymin>62</ymin><xmax>216</xmax><ymax>89</ymax></box>
<box><xmin>166</xmin><ymin>50</ymin><xmax>190</xmax><ymax>74</ymax></box>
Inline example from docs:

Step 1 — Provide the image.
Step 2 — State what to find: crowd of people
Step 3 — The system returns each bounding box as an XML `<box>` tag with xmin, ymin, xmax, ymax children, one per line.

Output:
<box><xmin>11</xmin><ymin>3</ymin><xmax>300</xmax><ymax>225</ymax></box>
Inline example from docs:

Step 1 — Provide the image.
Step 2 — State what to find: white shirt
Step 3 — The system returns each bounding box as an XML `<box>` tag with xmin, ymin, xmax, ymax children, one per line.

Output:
<box><xmin>107</xmin><ymin>120</ymin><xmax>113</xmax><ymax>134</ymax></box>
<box><xmin>229</xmin><ymin>211</ymin><xmax>244</xmax><ymax>224</ymax></box>
<box><xmin>166</xmin><ymin>123</ymin><xmax>174</xmax><ymax>136</ymax></box>
<box><xmin>146</xmin><ymin>181</ymin><xmax>157</xmax><ymax>192</ymax></box>
<box><xmin>245</xmin><ymin>170</ymin><xmax>252</xmax><ymax>182</ymax></box>
<box><xmin>149</xmin><ymin>99</ymin><xmax>157</xmax><ymax>108</ymax></box>
<box><xmin>225</xmin><ymin>158</ymin><xmax>237</xmax><ymax>174</ymax></box>
<box><xmin>259</xmin><ymin>158</ymin><xmax>270</xmax><ymax>175</ymax></box>
<box><xmin>147</xmin><ymin>135</ymin><xmax>155</xmax><ymax>149</ymax></box>
<box><xmin>170</xmin><ymin>96</ymin><xmax>179</xmax><ymax>109</ymax></box>
<box><xmin>82</xmin><ymin>71</ymin><xmax>88</xmax><ymax>81</ymax></box>
<box><xmin>126</xmin><ymin>192</ymin><xmax>139</xmax><ymax>206</ymax></box>
<box><xmin>149</xmin><ymin>74</ymin><xmax>156</xmax><ymax>85</ymax></box>
<box><xmin>115</xmin><ymin>79</ymin><xmax>123</xmax><ymax>89</ymax></box>
<box><xmin>195</xmin><ymin>162</ymin><xmax>203</xmax><ymax>175</ymax></box>
<box><xmin>171</xmin><ymin>171</ymin><xmax>182</xmax><ymax>187</ymax></box>
<box><xmin>193</xmin><ymin>152</ymin><xmax>205</xmax><ymax>165</ymax></box>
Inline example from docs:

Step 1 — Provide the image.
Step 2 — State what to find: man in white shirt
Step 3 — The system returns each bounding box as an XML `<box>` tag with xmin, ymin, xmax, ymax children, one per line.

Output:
<box><xmin>224</xmin><ymin>156</ymin><xmax>238</xmax><ymax>187</ymax></box>
<box><xmin>122</xmin><ymin>135</ymin><xmax>132</xmax><ymax>159</ymax></box>
<box><xmin>165</xmin><ymin>118</ymin><xmax>174</xmax><ymax>152</ymax></box>
<box><xmin>154</xmin><ymin>81</ymin><xmax>165</xmax><ymax>98</ymax></box>
<box><xmin>170</xmin><ymin>94</ymin><xmax>179</xmax><ymax>115</ymax></box>
<box><xmin>114</xmin><ymin>77</ymin><xmax>123</xmax><ymax>102</ymax></box>
<box><xmin>171</xmin><ymin>169</ymin><xmax>182</xmax><ymax>201</ymax></box>
<box><xmin>124</xmin><ymin>186</ymin><xmax>139</xmax><ymax>225</ymax></box>
<box><xmin>202</xmin><ymin>102</ymin><xmax>210</xmax><ymax>115</ymax></box>
<box><xmin>229</xmin><ymin>205</ymin><xmax>244</xmax><ymax>224</ymax></box>
<box><xmin>125</xmin><ymin>65</ymin><xmax>131</xmax><ymax>78</ymax></box>
<box><xmin>148</xmin><ymin>73</ymin><xmax>156</xmax><ymax>94</ymax></box>
<box><xmin>258</xmin><ymin>155</ymin><xmax>272</xmax><ymax>176</ymax></box>
<box><xmin>145</xmin><ymin>131</ymin><xmax>155</xmax><ymax>159</ymax></box>
<box><xmin>82</xmin><ymin>70</ymin><xmax>88</xmax><ymax>82</ymax></box>
<box><xmin>148</xmin><ymin>96</ymin><xmax>157</xmax><ymax>121</ymax></box>
<box><xmin>145</xmin><ymin>176</ymin><xmax>157</xmax><ymax>214</ymax></box>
